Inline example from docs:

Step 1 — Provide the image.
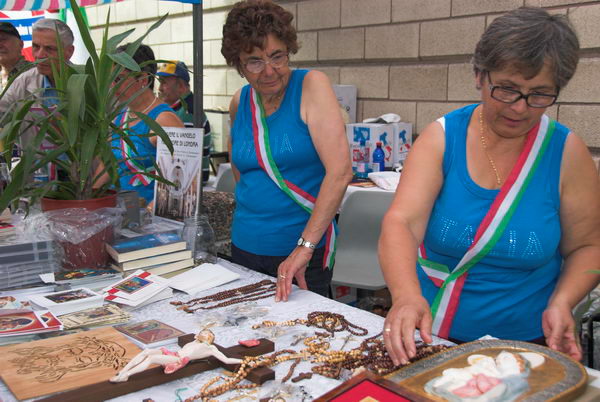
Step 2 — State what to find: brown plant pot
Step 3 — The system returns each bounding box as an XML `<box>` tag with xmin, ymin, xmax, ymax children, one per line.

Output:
<box><xmin>41</xmin><ymin>192</ymin><xmax>118</xmax><ymax>270</ymax></box>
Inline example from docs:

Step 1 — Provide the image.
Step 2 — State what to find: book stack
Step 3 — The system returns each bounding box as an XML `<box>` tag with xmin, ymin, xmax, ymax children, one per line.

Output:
<box><xmin>0</xmin><ymin>239</ymin><xmax>60</xmax><ymax>290</ymax></box>
<box><xmin>106</xmin><ymin>232</ymin><xmax>194</xmax><ymax>278</ymax></box>
<box><xmin>28</xmin><ymin>288</ymin><xmax>104</xmax><ymax>316</ymax></box>
<box><xmin>0</xmin><ymin>310</ymin><xmax>63</xmax><ymax>345</ymax></box>
<box><xmin>103</xmin><ymin>270</ymin><xmax>172</xmax><ymax>310</ymax></box>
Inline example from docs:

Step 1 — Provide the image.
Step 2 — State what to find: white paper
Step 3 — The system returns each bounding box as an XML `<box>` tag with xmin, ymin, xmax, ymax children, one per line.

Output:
<box><xmin>169</xmin><ymin>263</ymin><xmax>240</xmax><ymax>294</ymax></box>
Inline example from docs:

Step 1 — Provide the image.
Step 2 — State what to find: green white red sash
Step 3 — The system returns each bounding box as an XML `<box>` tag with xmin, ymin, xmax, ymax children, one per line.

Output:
<box><xmin>419</xmin><ymin>114</ymin><xmax>556</xmax><ymax>339</ymax></box>
<box><xmin>249</xmin><ymin>88</ymin><xmax>336</xmax><ymax>269</ymax></box>
<box><xmin>116</xmin><ymin>111</ymin><xmax>155</xmax><ymax>187</ymax></box>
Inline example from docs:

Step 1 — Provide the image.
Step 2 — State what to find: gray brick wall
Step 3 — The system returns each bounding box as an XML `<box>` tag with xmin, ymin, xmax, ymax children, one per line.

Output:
<box><xmin>89</xmin><ymin>0</ymin><xmax>600</xmax><ymax>157</ymax></box>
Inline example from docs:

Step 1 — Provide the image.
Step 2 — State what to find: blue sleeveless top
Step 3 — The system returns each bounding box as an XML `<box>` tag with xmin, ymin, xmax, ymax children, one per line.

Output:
<box><xmin>111</xmin><ymin>103</ymin><xmax>172</xmax><ymax>202</ymax></box>
<box><xmin>417</xmin><ymin>104</ymin><xmax>570</xmax><ymax>341</ymax></box>
<box><xmin>231</xmin><ymin>69</ymin><xmax>326</xmax><ymax>256</ymax></box>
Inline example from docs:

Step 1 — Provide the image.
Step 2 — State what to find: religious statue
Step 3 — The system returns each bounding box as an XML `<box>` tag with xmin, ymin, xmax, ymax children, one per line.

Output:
<box><xmin>110</xmin><ymin>329</ymin><xmax>242</xmax><ymax>382</ymax></box>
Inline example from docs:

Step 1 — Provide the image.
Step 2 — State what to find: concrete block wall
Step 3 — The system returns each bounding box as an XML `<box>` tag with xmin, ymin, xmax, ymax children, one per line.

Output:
<box><xmin>88</xmin><ymin>0</ymin><xmax>600</xmax><ymax>156</ymax></box>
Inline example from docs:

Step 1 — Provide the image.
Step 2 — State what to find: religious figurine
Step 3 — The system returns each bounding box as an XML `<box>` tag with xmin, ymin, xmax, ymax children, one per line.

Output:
<box><xmin>110</xmin><ymin>329</ymin><xmax>242</xmax><ymax>382</ymax></box>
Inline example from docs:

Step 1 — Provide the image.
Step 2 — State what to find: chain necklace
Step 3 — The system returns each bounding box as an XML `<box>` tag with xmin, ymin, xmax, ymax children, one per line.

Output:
<box><xmin>127</xmin><ymin>97</ymin><xmax>157</xmax><ymax>121</ymax></box>
<box><xmin>171</xmin><ymin>280</ymin><xmax>276</xmax><ymax>312</ymax></box>
<box><xmin>479</xmin><ymin>109</ymin><xmax>502</xmax><ymax>187</ymax></box>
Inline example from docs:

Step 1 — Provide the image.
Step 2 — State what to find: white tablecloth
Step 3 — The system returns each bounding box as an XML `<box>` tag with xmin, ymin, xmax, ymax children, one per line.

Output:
<box><xmin>0</xmin><ymin>260</ymin><xmax>447</xmax><ymax>402</ymax></box>
<box><xmin>2</xmin><ymin>260</ymin><xmax>598</xmax><ymax>401</ymax></box>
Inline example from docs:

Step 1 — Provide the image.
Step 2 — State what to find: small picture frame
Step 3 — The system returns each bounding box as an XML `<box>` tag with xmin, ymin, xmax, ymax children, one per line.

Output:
<box><xmin>44</xmin><ymin>288</ymin><xmax>96</xmax><ymax>304</ymax></box>
<box><xmin>314</xmin><ymin>370</ymin><xmax>431</xmax><ymax>402</ymax></box>
<box><xmin>113</xmin><ymin>276</ymin><xmax>151</xmax><ymax>294</ymax></box>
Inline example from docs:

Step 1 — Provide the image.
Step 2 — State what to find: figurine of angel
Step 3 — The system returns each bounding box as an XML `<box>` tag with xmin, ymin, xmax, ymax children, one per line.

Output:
<box><xmin>110</xmin><ymin>329</ymin><xmax>242</xmax><ymax>382</ymax></box>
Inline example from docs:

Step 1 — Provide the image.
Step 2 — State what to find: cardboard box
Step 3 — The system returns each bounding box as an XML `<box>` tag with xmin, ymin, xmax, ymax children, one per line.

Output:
<box><xmin>331</xmin><ymin>284</ymin><xmax>357</xmax><ymax>306</ymax></box>
<box><xmin>333</xmin><ymin>85</ymin><xmax>357</xmax><ymax>123</ymax></box>
<box><xmin>205</xmin><ymin>110</ymin><xmax>230</xmax><ymax>153</ymax></box>
<box><xmin>346</xmin><ymin>123</ymin><xmax>396</xmax><ymax>171</ymax></box>
<box><xmin>392</xmin><ymin>122</ymin><xmax>413</xmax><ymax>165</ymax></box>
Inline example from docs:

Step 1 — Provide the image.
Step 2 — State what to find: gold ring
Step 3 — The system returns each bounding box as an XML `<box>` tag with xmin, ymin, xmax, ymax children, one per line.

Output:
<box><xmin>384</xmin><ymin>327</ymin><xmax>391</xmax><ymax>333</ymax></box>
<box><xmin>279</xmin><ymin>274</ymin><xmax>286</xmax><ymax>279</ymax></box>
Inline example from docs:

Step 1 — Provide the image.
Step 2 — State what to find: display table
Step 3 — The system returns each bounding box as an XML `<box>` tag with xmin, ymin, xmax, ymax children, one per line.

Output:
<box><xmin>0</xmin><ymin>259</ymin><xmax>599</xmax><ymax>401</ymax></box>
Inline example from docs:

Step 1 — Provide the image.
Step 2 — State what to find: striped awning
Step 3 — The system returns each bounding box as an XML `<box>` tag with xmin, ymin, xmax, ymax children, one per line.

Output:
<box><xmin>0</xmin><ymin>0</ymin><xmax>125</xmax><ymax>11</ymax></box>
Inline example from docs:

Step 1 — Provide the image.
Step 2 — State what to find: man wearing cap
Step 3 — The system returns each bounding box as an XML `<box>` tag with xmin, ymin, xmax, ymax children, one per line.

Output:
<box><xmin>157</xmin><ymin>60</ymin><xmax>211</xmax><ymax>183</ymax></box>
<box><xmin>0</xmin><ymin>22</ymin><xmax>31</xmax><ymax>92</ymax></box>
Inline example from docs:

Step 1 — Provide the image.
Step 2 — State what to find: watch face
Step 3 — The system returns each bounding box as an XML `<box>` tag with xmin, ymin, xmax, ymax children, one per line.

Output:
<box><xmin>297</xmin><ymin>238</ymin><xmax>304</xmax><ymax>246</ymax></box>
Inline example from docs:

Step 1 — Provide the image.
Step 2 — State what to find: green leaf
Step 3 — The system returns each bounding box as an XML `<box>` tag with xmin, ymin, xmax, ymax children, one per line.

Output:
<box><xmin>70</xmin><ymin>3</ymin><xmax>99</xmax><ymax>65</ymax></box>
<box><xmin>66</xmin><ymin>74</ymin><xmax>89</xmax><ymax>145</ymax></box>
<box><xmin>106</xmin><ymin>29</ymin><xmax>136</xmax><ymax>53</ymax></box>
<box><xmin>109</xmin><ymin>52</ymin><xmax>140</xmax><ymax>72</ymax></box>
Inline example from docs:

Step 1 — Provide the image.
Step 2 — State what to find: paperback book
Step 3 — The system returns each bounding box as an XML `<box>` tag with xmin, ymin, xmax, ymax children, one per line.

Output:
<box><xmin>29</xmin><ymin>288</ymin><xmax>104</xmax><ymax>316</ymax></box>
<box><xmin>106</xmin><ymin>231</ymin><xmax>186</xmax><ymax>263</ymax></box>
<box><xmin>153</xmin><ymin>126</ymin><xmax>204</xmax><ymax>222</ymax></box>
<box><xmin>113</xmin><ymin>249</ymin><xmax>192</xmax><ymax>271</ymax></box>
<box><xmin>103</xmin><ymin>270</ymin><xmax>170</xmax><ymax>307</ymax></box>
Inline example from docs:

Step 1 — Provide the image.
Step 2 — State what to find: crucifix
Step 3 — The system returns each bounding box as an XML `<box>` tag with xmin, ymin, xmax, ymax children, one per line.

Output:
<box><xmin>41</xmin><ymin>333</ymin><xmax>275</xmax><ymax>402</ymax></box>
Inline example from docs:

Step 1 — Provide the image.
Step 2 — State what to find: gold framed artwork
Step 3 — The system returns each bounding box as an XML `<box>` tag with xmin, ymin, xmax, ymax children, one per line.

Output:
<box><xmin>385</xmin><ymin>339</ymin><xmax>588</xmax><ymax>401</ymax></box>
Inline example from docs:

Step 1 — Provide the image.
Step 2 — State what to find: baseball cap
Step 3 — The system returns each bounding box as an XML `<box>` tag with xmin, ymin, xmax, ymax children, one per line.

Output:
<box><xmin>0</xmin><ymin>22</ymin><xmax>21</xmax><ymax>40</ymax></box>
<box><xmin>157</xmin><ymin>60</ymin><xmax>190</xmax><ymax>83</ymax></box>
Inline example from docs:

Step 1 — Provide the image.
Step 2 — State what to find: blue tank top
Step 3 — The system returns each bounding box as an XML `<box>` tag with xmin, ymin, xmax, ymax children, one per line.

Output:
<box><xmin>231</xmin><ymin>69</ymin><xmax>326</xmax><ymax>256</ymax></box>
<box><xmin>112</xmin><ymin>103</ymin><xmax>172</xmax><ymax>202</ymax></box>
<box><xmin>417</xmin><ymin>104</ymin><xmax>569</xmax><ymax>341</ymax></box>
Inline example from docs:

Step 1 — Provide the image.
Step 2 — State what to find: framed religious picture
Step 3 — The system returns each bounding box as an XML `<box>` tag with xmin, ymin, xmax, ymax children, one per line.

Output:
<box><xmin>385</xmin><ymin>339</ymin><xmax>588</xmax><ymax>402</ymax></box>
<box><xmin>315</xmin><ymin>370</ymin><xmax>431</xmax><ymax>402</ymax></box>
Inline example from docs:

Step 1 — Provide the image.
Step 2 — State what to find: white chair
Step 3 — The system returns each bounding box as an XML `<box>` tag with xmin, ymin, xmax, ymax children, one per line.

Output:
<box><xmin>331</xmin><ymin>189</ymin><xmax>395</xmax><ymax>291</ymax></box>
<box><xmin>214</xmin><ymin>163</ymin><xmax>236</xmax><ymax>193</ymax></box>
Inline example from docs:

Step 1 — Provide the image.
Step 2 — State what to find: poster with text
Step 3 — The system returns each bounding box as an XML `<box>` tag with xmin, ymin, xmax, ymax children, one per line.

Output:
<box><xmin>153</xmin><ymin>127</ymin><xmax>204</xmax><ymax>222</ymax></box>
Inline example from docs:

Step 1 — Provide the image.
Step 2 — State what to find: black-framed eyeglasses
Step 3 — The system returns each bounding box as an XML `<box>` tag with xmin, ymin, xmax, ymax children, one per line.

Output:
<box><xmin>487</xmin><ymin>72</ymin><xmax>558</xmax><ymax>108</ymax></box>
<box><xmin>242</xmin><ymin>52</ymin><xmax>289</xmax><ymax>74</ymax></box>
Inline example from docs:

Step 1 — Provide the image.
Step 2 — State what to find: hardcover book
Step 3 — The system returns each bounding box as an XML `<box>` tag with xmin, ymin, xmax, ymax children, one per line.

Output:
<box><xmin>106</xmin><ymin>231</ymin><xmax>186</xmax><ymax>263</ymax></box>
<box><xmin>115</xmin><ymin>319</ymin><xmax>185</xmax><ymax>348</ymax></box>
<box><xmin>137</xmin><ymin>258</ymin><xmax>194</xmax><ymax>276</ymax></box>
<box><xmin>114</xmin><ymin>250</ymin><xmax>192</xmax><ymax>271</ymax></box>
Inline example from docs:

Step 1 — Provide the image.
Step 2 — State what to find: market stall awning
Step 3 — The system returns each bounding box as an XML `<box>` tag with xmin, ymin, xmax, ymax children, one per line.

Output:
<box><xmin>0</xmin><ymin>0</ymin><xmax>124</xmax><ymax>11</ymax></box>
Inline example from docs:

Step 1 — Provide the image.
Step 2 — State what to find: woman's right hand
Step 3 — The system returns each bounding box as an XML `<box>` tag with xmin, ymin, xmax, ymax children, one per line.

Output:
<box><xmin>383</xmin><ymin>295</ymin><xmax>433</xmax><ymax>366</ymax></box>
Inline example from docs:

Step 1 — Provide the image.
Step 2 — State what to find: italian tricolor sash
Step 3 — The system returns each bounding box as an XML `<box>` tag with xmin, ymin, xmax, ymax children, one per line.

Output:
<box><xmin>420</xmin><ymin>114</ymin><xmax>556</xmax><ymax>339</ymax></box>
<box><xmin>249</xmin><ymin>88</ymin><xmax>336</xmax><ymax>270</ymax></box>
<box><xmin>116</xmin><ymin>111</ymin><xmax>155</xmax><ymax>187</ymax></box>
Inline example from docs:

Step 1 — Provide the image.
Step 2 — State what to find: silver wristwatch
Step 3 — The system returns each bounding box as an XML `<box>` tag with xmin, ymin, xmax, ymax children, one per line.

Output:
<box><xmin>297</xmin><ymin>237</ymin><xmax>316</xmax><ymax>250</ymax></box>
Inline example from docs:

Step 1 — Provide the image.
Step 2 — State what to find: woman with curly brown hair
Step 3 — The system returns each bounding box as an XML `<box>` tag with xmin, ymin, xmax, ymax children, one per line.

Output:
<box><xmin>222</xmin><ymin>0</ymin><xmax>352</xmax><ymax>302</ymax></box>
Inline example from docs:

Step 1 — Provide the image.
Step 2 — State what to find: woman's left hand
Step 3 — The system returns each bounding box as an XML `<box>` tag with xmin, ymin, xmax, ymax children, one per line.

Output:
<box><xmin>275</xmin><ymin>247</ymin><xmax>313</xmax><ymax>302</ymax></box>
<box><xmin>542</xmin><ymin>302</ymin><xmax>582</xmax><ymax>360</ymax></box>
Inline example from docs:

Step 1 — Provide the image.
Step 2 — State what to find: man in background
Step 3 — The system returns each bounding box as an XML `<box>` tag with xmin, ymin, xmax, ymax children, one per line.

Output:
<box><xmin>0</xmin><ymin>22</ymin><xmax>31</xmax><ymax>93</ymax></box>
<box><xmin>0</xmin><ymin>19</ymin><xmax>74</xmax><ymax>154</ymax></box>
<box><xmin>157</xmin><ymin>60</ymin><xmax>211</xmax><ymax>183</ymax></box>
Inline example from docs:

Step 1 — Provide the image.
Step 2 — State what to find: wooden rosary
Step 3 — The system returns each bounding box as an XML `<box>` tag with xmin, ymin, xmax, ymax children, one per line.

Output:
<box><xmin>187</xmin><ymin>312</ymin><xmax>448</xmax><ymax>400</ymax></box>
<box><xmin>171</xmin><ymin>280</ymin><xmax>276</xmax><ymax>312</ymax></box>
<box><xmin>251</xmin><ymin>311</ymin><xmax>368</xmax><ymax>337</ymax></box>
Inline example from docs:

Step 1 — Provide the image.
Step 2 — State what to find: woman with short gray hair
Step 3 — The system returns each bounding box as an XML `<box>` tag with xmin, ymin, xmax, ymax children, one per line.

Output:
<box><xmin>380</xmin><ymin>6</ymin><xmax>600</xmax><ymax>364</ymax></box>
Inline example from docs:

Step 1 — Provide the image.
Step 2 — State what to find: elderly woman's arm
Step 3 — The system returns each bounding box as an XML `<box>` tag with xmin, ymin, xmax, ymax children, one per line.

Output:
<box><xmin>378</xmin><ymin>121</ymin><xmax>445</xmax><ymax>365</ymax></box>
<box><xmin>544</xmin><ymin>133</ymin><xmax>600</xmax><ymax>360</ymax></box>
<box><xmin>275</xmin><ymin>71</ymin><xmax>353</xmax><ymax>302</ymax></box>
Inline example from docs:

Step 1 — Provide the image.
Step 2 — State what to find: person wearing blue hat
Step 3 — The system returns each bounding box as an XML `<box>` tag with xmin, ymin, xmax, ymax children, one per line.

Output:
<box><xmin>157</xmin><ymin>60</ymin><xmax>211</xmax><ymax>183</ymax></box>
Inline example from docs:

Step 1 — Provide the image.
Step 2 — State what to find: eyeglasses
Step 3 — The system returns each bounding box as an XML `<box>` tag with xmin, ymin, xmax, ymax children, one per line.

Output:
<box><xmin>242</xmin><ymin>53</ymin><xmax>289</xmax><ymax>74</ymax></box>
<box><xmin>487</xmin><ymin>73</ymin><xmax>558</xmax><ymax>108</ymax></box>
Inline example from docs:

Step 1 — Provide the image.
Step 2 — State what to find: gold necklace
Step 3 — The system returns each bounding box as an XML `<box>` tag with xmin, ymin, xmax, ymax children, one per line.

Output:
<box><xmin>478</xmin><ymin>109</ymin><xmax>502</xmax><ymax>187</ymax></box>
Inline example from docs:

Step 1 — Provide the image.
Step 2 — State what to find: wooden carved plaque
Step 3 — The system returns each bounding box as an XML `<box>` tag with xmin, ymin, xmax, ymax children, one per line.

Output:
<box><xmin>0</xmin><ymin>327</ymin><xmax>141</xmax><ymax>400</ymax></box>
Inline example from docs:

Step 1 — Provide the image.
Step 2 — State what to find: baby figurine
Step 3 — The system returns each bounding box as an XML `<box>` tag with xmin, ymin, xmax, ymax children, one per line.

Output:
<box><xmin>110</xmin><ymin>329</ymin><xmax>242</xmax><ymax>382</ymax></box>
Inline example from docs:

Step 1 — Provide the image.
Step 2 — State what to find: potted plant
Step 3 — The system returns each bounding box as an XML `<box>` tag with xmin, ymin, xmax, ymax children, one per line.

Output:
<box><xmin>0</xmin><ymin>6</ymin><xmax>174</xmax><ymax>268</ymax></box>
